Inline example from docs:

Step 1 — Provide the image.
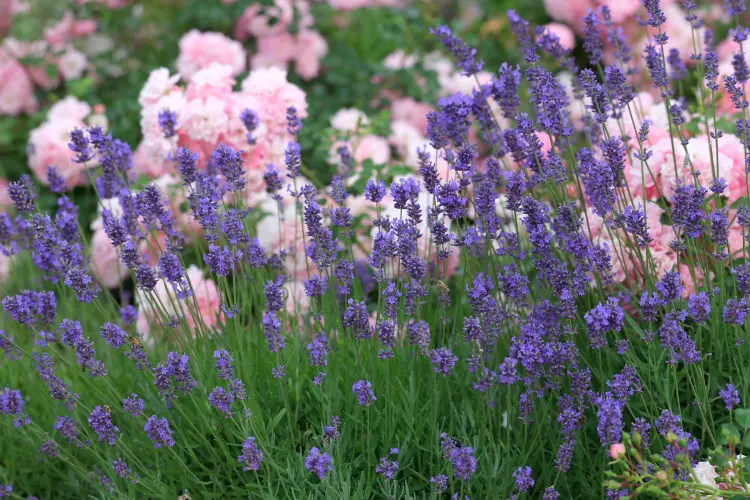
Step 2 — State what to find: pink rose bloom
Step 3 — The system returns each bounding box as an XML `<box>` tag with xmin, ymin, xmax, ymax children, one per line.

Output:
<box><xmin>330</xmin><ymin>108</ymin><xmax>369</xmax><ymax>132</ymax></box>
<box><xmin>390</xmin><ymin>98</ymin><xmax>432</xmax><ymax>135</ymax></box>
<box><xmin>184</xmin><ymin>63</ymin><xmax>236</xmax><ymax>102</ymax></box>
<box><xmin>0</xmin><ymin>178</ymin><xmax>10</xmax><ymax>210</ymax></box>
<box><xmin>233</xmin><ymin>0</ymin><xmax>295</xmax><ymax>40</ymax></box>
<box><xmin>389</xmin><ymin>120</ymin><xmax>423</xmax><ymax>159</ymax></box>
<box><xmin>543</xmin><ymin>0</ymin><xmax>592</xmax><ymax>30</ymax></box>
<box><xmin>241</xmin><ymin>67</ymin><xmax>308</xmax><ymax>138</ymax></box>
<box><xmin>182</xmin><ymin>96</ymin><xmax>230</xmax><ymax>144</ymax></box>
<box><xmin>0</xmin><ymin>50</ymin><xmax>37</xmax><ymax>116</ymax></box>
<box><xmin>0</xmin><ymin>252</ymin><xmax>9</xmax><ymax>284</ymax></box>
<box><xmin>251</xmin><ymin>32</ymin><xmax>299</xmax><ymax>71</ymax></box>
<box><xmin>139</xmin><ymin>67</ymin><xmax>180</xmax><ymax>108</ymax></box>
<box><xmin>90</xmin><ymin>228</ymin><xmax>129</xmax><ymax>289</ymax></box>
<box><xmin>58</xmin><ymin>48</ymin><xmax>87</xmax><ymax>81</ymax></box>
<box><xmin>383</xmin><ymin>50</ymin><xmax>418</xmax><ymax>70</ymax></box>
<box><xmin>294</xmin><ymin>30</ymin><xmax>328</xmax><ymax>80</ymax></box>
<box><xmin>176</xmin><ymin>30</ymin><xmax>246</xmax><ymax>82</ymax></box>
<box><xmin>27</xmin><ymin>97</ymin><xmax>92</xmax><ymax>187</ymax></box>
<box><xmin>45</xmin><ymin>11</ymin><xmax>97</xmax><ymax>46</ymax></box>
<box><xmin>540</xmin><ymin>23</ymin><xmax>575</xmax><ymax>51</ymax></box>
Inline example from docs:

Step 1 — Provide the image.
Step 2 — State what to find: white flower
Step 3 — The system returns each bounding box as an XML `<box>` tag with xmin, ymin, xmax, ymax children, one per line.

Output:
<box><xmin>183</xmin><ymin>96</ymin><xmax>228</xmax><ymax>143</ymax></box>
<box><xmin>693</xmin><ymin>461</ymin><xmax>718</xmax><ymax>488</ymax></box>
<box><xmin>139</xmin><ymin>68</ymin><xmax>180</xmax><ymax>108</ymax></box>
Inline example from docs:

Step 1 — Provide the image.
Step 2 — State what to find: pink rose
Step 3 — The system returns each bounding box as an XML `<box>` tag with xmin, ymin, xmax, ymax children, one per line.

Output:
<box><xmin>0</xmin><ymin>50</ymin><xmax>37</xmax><ymax>116</ymax></box>
<box><xmin>138</xmin><ymin>68</ymin><xmax>180</xmax><ymax>108</ymax></box>
<box><xmin>176</xmin><ymin>30</ymin><xmax>246</xmax><ymax>82</ymax></box>
<box><xmin>251</xmin><ymin>32</ymin><xmax>299</xmax><ymax>72</ymax></box>
<box><xmin>58</xmin><ymin>48</ymin><xmax>87</xmax><ymax>81</ymax></box>
<box><xmin>294</xmin><ymin>30</ymin><xmax>328</xmax><ymax>80</ymax></box>
<box><xmin>390</xmin><ymin>98</ymin><xmax>432</xmax><ymax>135</ymax></box>
<box><xmin>330</xmin><ymin>108</ymin><xmax>369</xmax><ymax>132</ymax></box>
<box><xmin>233</xmin><ymin>0</ymin><xmax>295</xmax><ymax>40</ymax></box>
<box><xmin>28</xmin><ymin>97</ymin><xmax>92</xmax><ymax>187</ymax></box>
<box><xmin>45</xmin><ymin>11</ymin><xmax>97</xmax><ymax>46</ymax></box>
<box><xmin>609</xmin><ymin>443</ymin><xmax>626</xmax><ymax>459</ymax></box>
<box><xmin>540</xmin><ymin>23</ymin><xmax>575</xmax><ymax>51</ymax></box>
<box><xmin>0</xmin><ymin>178</ymin><xmax>10</xmax><ymax>210</ymax></box>
<box><xmin>90</xmin><ymin>228</ymin><xmax>129</xmax><ymax>289</ymax></box>
<box><xmin>544</xmin><ymin>0</ymin><xmax>592</xmax><ymax>30</ymax></box>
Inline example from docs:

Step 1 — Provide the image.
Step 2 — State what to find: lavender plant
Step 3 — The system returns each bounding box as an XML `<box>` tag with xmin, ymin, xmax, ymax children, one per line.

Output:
<box><xmin>4</xmin><ymin>1</ymin><xmax>750</xmax><ymax>498</ymax></box>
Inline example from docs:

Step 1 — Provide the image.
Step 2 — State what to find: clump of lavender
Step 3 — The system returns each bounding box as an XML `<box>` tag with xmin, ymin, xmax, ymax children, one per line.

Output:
<box><xmin>238</xmin><ymin>437</ymin><xmax>263</xmax><ymax>471</ymax></box>
<box><xmin>144</xmin><ymin>416</ymin><xmax>174</xmax><ymax>448</ymax></box>
<box><xmin>352</xmin><ymin>380</ymin><xmax>376</xmax><ymax>406</ymax></box>
<box><xmin>305</xmin><ymin>447</ymin><xmax>333</xmax><ymax>480</ymax></box>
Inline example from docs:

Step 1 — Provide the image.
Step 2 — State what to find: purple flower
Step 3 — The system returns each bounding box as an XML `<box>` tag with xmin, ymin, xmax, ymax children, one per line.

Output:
<box><xmin>0</xmin><ymin>485</ymin><xmax>11</xmax><ymax>498</ymax></box>
<box><xmin>305</xmin><ymin>447</ymin><xmax>333</xmax><ymax>480</ymax></box>
<box><xmin>286</xmin><ymin>106</ymin><xmax>301</xmax><ymax>135</ymax></box>
<box><xmin>264</xmin><ymin>277</ymin><xmax>285</xmax><ymax>312</ymax></box>
<box><xmin>158</xmin><ymin>109</ymin><xmax>177</xmax><ymax>138</ymax></box>
<box><xmin>725</xmin><ymin>0</ymin><xmax>747</xmax><ymax>17</ymax></box>
<box><xmin>303</xmin><ymin>275</ymin><xmax>327</xmax><ymax>297</ymax></box>
<box><xmin>158</xmin><ymin>252</ymin><xmax>191</xmax><ymax>300</ymax></box>
<box><xmin>123</xmin><ymin>394</ymin><xmax>144</xmax><ymax>417</ymax></box>
<box><xmin>212</xmin><ymin>144</ymin><xmax>246</xmax><ymax>192</ymax></box>
<box><xmin>430</xmin><ymin>474</ymin><xmax>448</xmax><ymax>493</ymax></box>
<box><xmin>429</xmin><ymin>347</ymin><xmax>458</xmax><ymax>376</ymax></box>
<box><xmin>306</xmin><ymin>334</ymin><xmax>329</xmax><ymax>367</ymax></box>
<box><xmin>1</xmin><ymin>388</ymin><xmax>29</xmax><ymax>427</ymax></box>
<box><xmin>581</xmin><ymin>9</ymin><xmax>602</xmax><ymax>65</ymax></box>
<box><xmin>492</xmin><ymin>63</ymin><xmax>521</xmax><ymax>119</ymax></box>
<box><xmin>40</xmin><ymin>440</ymin><xmax>59</xmax><ymax>459</ymax></box>
<box><xmin>343</xmin><ymin>299</ymin><xmax>371</xmax><ymax>340</ymax></box>
<box><xmin>578</xmin><ymin>147</ymin><xmax>616</xmax><ymax>217</ymax></box>
<box><xmin>352</xmin><ymin>380</ymin><xmax>376</xmax><ymax>406</ymax></box>
<box><xmin>720</xmin><ymin>383</ymin><xmax>741</xmax><ymax>411</ymax></box>
<box><xmin>238</xmin><ymin>437</ymin><xmax>264</xmax><ymax>471</ymax></box>
<box><xmin>656</xmin><ymin>270</ymin><xmax>683</xmax><ymax>303</ymax></box>
<box><xmin>687</xmin><ymin>292</ymin><xmax>711</xmax><ymax>323</ymax></box>
<box><xmin>430</xmin><ymin>25</ymin><xmax>483</xmax><ymax>76</ymax></box>
<box><xmin>0</xmin><ymin>332</ymin><xmax>20</xmax><ymax>361</ymax></box>
<box><xmin>144</xmin><ymin>415</ymin><xmax>174</xmax><ymax>448</ymax></box>
<box><xmin>660</xmin><ymin>311</ymin><xmax>700</xmax><ymax>364</ymax></box>
<box><xmin>100</xmin><ymin>322</ymin><xmax>127</xmax><ymax>349</ymax></box>
<box><xmin>621</xmin><ymin>204</ymin><xmax>652</xmax><ymax>247</ymax></box>
<box><xmin>8</xmin><ymin>177</ymin><xmax>36</xmax><ymax>213</ymax></box>
<box><xmin>407</xmin><ymin>320</ymin><xmax>431</xmax><ymax>355</ymax></box>
<box><xmin>46</xmin><ymin>166</ymin><xmax>66</xmax><ymax>193</ymax></box>
<box><xmin>285</xmin><ymin>141</ymin><xmax>301</xmax><ymax>179</ymax></box>
<box><xmin>240</xmin><ymin>108</ymin><xmax>259</xmax><ymax>144</ymax></box>
<box><xmin>584</xmin><ymin>298</ymin><xmax>624</xmax><ymax>349</ymax></box>
<box><xmin>209</xmin><ymin>387</ymin><xmax>234</xmax><ymax>418</ymax></box>
<box><xmin>111</xmin><ymin>458</ymin><xmax>132</xmax><ymax>480</ymax></box>
<box><xmin>153</xmin><ymin>352</ymin><xmax>197</xmax><ymax>399</ymax></box>
<box><xmin>630</xmin><ymin>418</ymin><xmax>652</xmax><ymax>447</ymax></box>
<box><xmin>555</xmin><ymin>439</ymin><xmax>575</xmax><ymax>472</ymax></box>
<box><xmin>88</xmin><ymin>406</ymin><xmax>118</xmax><ymax>445</ymax></box>
<box><xmin>64</xmin><ymin>268</ymin><xmax>100</xmax><ymax>303</ymax></box>
<box><xmin>513</xmin><ymin>466</ymin><xmax>534</xmax><ymax>492</ymax></box>
<box><xmin>262</xmin><ymin>311</ymin><xmax>286</xmax><ymax>352</ymax></box>
<box><xmin>543</xmin><ymin>487</ymin><xmax>560</xmax><ymax>500</ymax></box>
<box><xmin>60</xmin><ymin>319</ymin><xmax>106</xmax><ymax>376</ymax></box>
<box><xmin>322</xmin><ymin>416</ymin><xmax>340</xmax><ymax>444</ymax></box>
<box><xmin>376</xmin><ymin>455</ymin><xmax>399</xmax><ymax>480</ymax></box>
<box><xmin>214</xmin><ymin>349</ymin><xmax>234</xmax><ymax>380</ymax></box>
<box><xmin>68</xmin><ymin>128</ymin><xmax>94</xmax><ymax>163</ymax></box>
<box><xmin>272</xmin><ymin>365</ymin><xmax>286</xmax><ymax>379</ymax></box>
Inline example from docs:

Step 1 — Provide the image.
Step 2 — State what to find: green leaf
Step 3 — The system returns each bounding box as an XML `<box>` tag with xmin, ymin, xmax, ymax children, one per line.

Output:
<box><xmin>735</xmin><ymin>409</ymin><xmax>750</xmax><ymax>428</ymax></box>
<box><xmin>45</xmin><ymin>63</ymin><xmax>58</xmax><ymax>81</ymax></box>
<box><xmin>266</xmin><ymin>408</ymin><xmax>287</xmax><ymax>435</ymax></box>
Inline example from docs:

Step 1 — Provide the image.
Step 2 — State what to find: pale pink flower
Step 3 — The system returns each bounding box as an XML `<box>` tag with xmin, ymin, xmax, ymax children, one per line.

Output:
<box><xmin>241</xmin><ymin>66</ymin><xmax>308</xmax><ymax>138</ymax></box>
<box><xmin>90</xmin><ymin>228</ymin><xmax>129</xmax><ymax>289</ymax></box>
<box><xmin>184</xmin><ymin>63</ymin><xmax>235</xmax><ymax>101</ymax></box>
<box><xmin>0</xmin><ymin>252</ymin><xmax>9</xmax><ymax>284</ymax></box>
<box><xmin>541</xmin><ymin>23</ymin><xmax>575</xmax><ymax>51</ymax></box>
<box><xmin>176</xmin><ymin>30</ymin><xmax>246</xmax><ymax>82</ymax></box>
<box><xmin>383</xmin><ymin>50</ymin><xmax>418</xmax><ymax>70</ymax></box>
<box><xmin>138</xmin><ymin>67</ymin><xmax>180</xmax><ymax>108</ymax></box>
<box><xmin>294</xmin><ymin>30</ymin><xmax>328</xmax><ymax>80</ymax></box>
<box><xmin>389</xmin><ymin>120</ymin><xmax>423</xmax><ymax>159</ymax></box>
<box><xmin>390</xmin><ymin>98</ymin><xmax>432</xmax><ymax>135</ymax></box>
<box><xmin>251</xmin><ymin>32</ymin><xmax>298</xmax><ymax>72</ymax></box>
<box><xmin>183</xmin><ymin>96</ymin><xmax>229</xmax><ymax>144</ymax></box>
<box><xmin>58</xmin><ymin>48</ymin><xmax>87</xmax><ymax>81</ymax></box>
<box><xmin>0</xmin><ymin>178</ymin><xmax>10</xmax><ymax>210</ymax></box>
<box><xmin>0</xmin><ymin>49</ymin><xmax>37</xmax><ymax>116</ymax></box>
<box><xmin>330</xmin><ymin>108</ymin><xmax>369</xmax><ymax>132</ymax></box>
<box><xmin>27</xmin><ymin>97</ymin><xmax>92</xmax><ymax>187</ymax></box>
<box><xmin>609</xmin><ymin>443</ymin><xmax>626</xmax><ymax>459</ymax></box>
<box><xmin>45</xmin><ymin>11</ymin><xmax>97</xmax><ymax>46</ymax></box>
<box><xmin>543</xmin><ymin>0</ymin><xmax>592</xmax><ymax>31</ymax></box>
